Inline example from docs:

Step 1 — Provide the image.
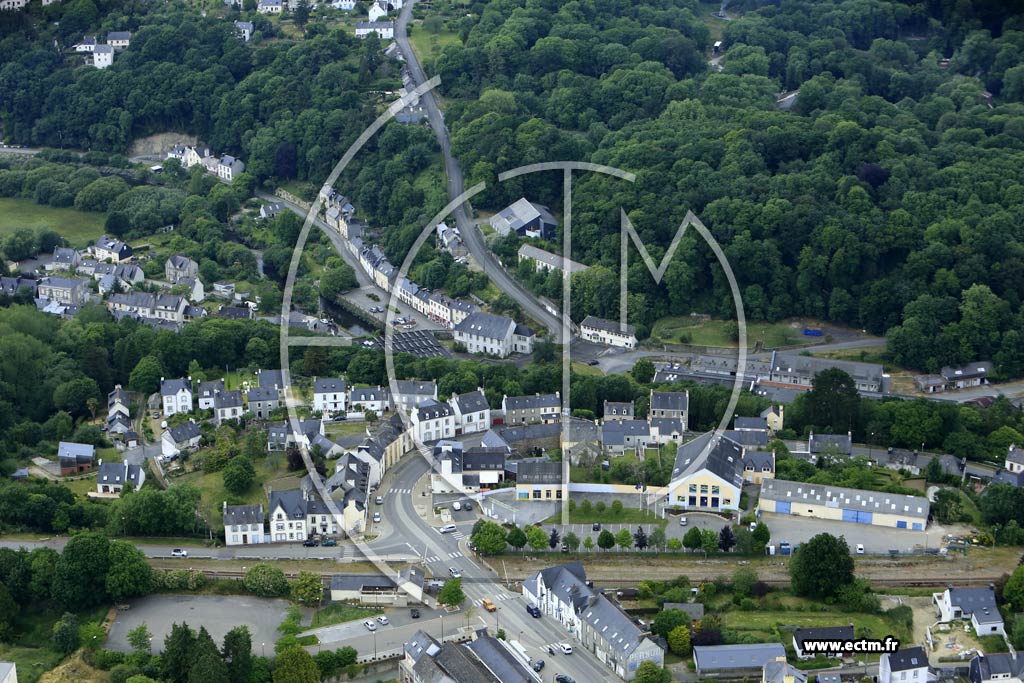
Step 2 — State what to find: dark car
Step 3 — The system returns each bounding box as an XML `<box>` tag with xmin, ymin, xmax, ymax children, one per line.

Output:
<box><xmin>526</xmin><ymin>604</ymin><xmax>541</xmax><ymax>618</ymax></box>
<box><xmin>321</xmin><ymin>538</ymin><xmax>337</xmax><ymax>547</ymax></box>
<box><xmin>555</xmin><ymin>675</ymin><xmax>576</xmax><ymax>683</ymax></box>
<box><xmin>410</xmin><ymin>608</ymin><xmax>420</xmax><ymax>618</ymax></box>
<box><xmin>592</xmin><ymin>522</ymin><xmax>601</xmax><ymax>531</ymax></box>
<box><xmin>533</xmin><ymin>660</ymin><xmax>545</xmax><ymax>672</ymax></box>
<box><xmin>302</xmin><ymin>538</ymin><xmax>319</xmax><ymax>547</ymax></box>
<box><xmin>587</xmin><ymin>359</ymin><xmax>599</xmax><ymax>365</ymax></box>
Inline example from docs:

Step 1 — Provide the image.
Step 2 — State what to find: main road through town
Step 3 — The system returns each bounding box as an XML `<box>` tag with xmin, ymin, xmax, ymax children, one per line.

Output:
<box><xmin>393</xmin><ymin>0</ymin><xmax>567</xmax><ymax>344</ymax></box>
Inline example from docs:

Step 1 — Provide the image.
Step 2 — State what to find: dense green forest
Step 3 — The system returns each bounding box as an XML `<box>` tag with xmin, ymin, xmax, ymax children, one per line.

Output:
<box><xmin>423</xmin><ymin>0</ymin><xmax>1024</xmax><ymax>375</ymax></box>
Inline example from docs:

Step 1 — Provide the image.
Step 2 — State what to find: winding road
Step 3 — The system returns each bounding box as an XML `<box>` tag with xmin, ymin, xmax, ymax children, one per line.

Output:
<box><xmin>394</xmin><ymin>2</ymin><xmax>567</xmax><ymax>343</ymax></box>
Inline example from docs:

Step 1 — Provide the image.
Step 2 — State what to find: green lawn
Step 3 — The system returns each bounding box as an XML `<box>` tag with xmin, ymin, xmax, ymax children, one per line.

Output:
<box><xmin>570</xmin><ymin>361</ymin><xmax>603</xmax><ymax>377</ymax></box>
<box><xmin>722</xmin><ymin>609</ymin><xmax>909</xmax><ymax>644</ymax></box>
<box><xmin>176</xmin><ymin>456</ymin><xmax>301</xmax><ymax>531</ymax></box>
<box><xmin>311</xmin><ymin>603</ymin><xmax>383</xmax><ymax>628</ymax></box>
<box><xmin>0</xmin><ymin>605</ymin><xmax>108</xmax><ymax>683</ymax></box>
<box><xmin>408</xmin><ymin>25</ymin><xmax>460</xmax><ymax>64</ymax></box>
<box><xmin>649</xmin><ymin>316</ymin><xmax>816</xmax><ymax>349</ymax></box>
<box><xmin>0</xmin><ymin>198</ymin><xmax>107</xmax><ymax>248</ymax></box>
<box><xmin>0</xmin><ymin>644</ymin><xmax>63</xmax><ymax>683</ymax></box>
<box><xmin>325</xmin><ymin>420</ymin><xmax>369</xmax><ymax>439</ymax></box>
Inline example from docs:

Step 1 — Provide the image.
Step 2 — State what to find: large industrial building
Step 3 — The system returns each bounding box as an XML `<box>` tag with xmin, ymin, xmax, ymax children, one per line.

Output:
<box><xmin>758</xmin><ymin>479</ymin><xmax>930</xmax><ymax>530</ymax></box>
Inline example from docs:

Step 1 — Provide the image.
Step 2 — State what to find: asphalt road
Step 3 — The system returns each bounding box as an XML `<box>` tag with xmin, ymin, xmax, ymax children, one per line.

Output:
<box><xmin>394</xmin><ymin>1</ymin><xmax>566</xmax><ymax>344</ymax></box>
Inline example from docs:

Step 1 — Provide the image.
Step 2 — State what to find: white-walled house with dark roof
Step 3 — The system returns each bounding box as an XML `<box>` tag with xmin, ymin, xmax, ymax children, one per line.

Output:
<box><xmin>933</xmin><ymin>586</ymin><xmax>1005</xmax><ymax>636</ymax></box>
<box><xmin>879</xmin><ymin>646</ymin><xmax>931</xmax><ymax>683</ymax></box>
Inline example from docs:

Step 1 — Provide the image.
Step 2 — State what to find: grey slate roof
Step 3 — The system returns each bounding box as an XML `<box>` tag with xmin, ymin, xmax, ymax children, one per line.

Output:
<box><xmin>58</xmin><ymin>442</ymin><xmax>94</xmax><ymax>459</ymax></box>
<box><xmin>764</xmin><ymin>658</ymin><xmax>808</xmax><ymax>683</ymax></box>
<box><xmin>454</xmin><ymin>311</ymin><xmax>515</xmax><ymax>340</ymax></box>
<box><xmin>970</xmin><ymin>653</ymin><xmax>1024</xmax><ymax>683</ymax></box>
<box><xmin>453</xmin><ymin>390</ymin><xmax>488</xmax><ymax>414</ymax></box>
<box><xmin>247</xmin><ymin>387</ymin><xmax>279</xmax><ymax>402</ymax></box>
<box><xmin>416</xmin><ymin>398</ymin><xmax>453</xmax><ymax>421</ymax></box>
<box><xmin>214</xmin><ymin>390</ymin><xmax>243</xmax><ymax>409</ymax></box>
<box><xmin>734</xmin><ymin>416</ymin><xmax>768</xmax><ymax>431</ymax></box>
<box><xmin>197</xmin><ymin>380</ymin><xmax>224</xmax><ymax>399</ymax></box>
<box><xmin>602</xmin><ymin>419</ymin><xmax>650</xmax><ymax>447</ymax></box>
<box><xmin>269</xmin><ymin>489</ymin><xmax>306</xmax><ymax>520</ymax></box>
<box><xmin>948</xmin><ymin>587</ymin><xmax>1001</xmax><ymax>623</ymax></box>
<box><xmin>224</xmin><ymin>504</ymin><xmax>263</xmax><ymax>526</ymax></box>
<box><xmin>693</xmin><ymin>643</ymin><xmax>786</xmax><ymax>672</ymax></box>
<box><xmin>760</xmin><ymin>479</ymin><xmax>930</xmax><ymax>519</ymax></box>
<box><xmin>160</xmin><ymin>377</ymin><xmax>191</xmax><ymax>397</ymax></box>
<box><xmin>671</xmin><ymin>432</ymin><xmax>744</xmax><ymax>488</ymax></box>
<box><xmin>809</xmin><ymin>432</ymin><xmax>852</xmax><ymax>455</ymax></box>
<box><xmin>167</xmin><ymin>421</ymin><xmax>202</xmax><ymax>444</ymax></box>
<box><xmin>503</xmin><ymin>393</ymin><xmax>560</xmax><ymax>411</ymax></box>
<box><xmin>650</xmin><ymin>390</ymin><xmax>688</xmax><ymax>412</ymax></box>
<box><xmin>580</xmin><ymin>592</ymin><xmax>649</xmax><ymax>658</ymax></box>
<box><xmin>580</xmin><ymin>315</ymin><xmax>636</xmax><ymax>336</ymax></box>
<box><xmin>330</xmin><ymin>574</ymin><xmax>394</xmax><ymax>591</ymax></box>
<box><xmin>1007</xmin><ymin>445</ymin><xmax>1024</xmax><ymax>466</ymax></box>
<box><xmin>724</xmin><ymin>429</ymin><xmax>769</xmax><ymax>448</ymax></box>
<box><xmin>350</xmin><ymin>386</ymin><xmax>387</xmax><ymax>402</ymax></box>
<box><xmin>395</xmin><ymin>380</ymin><xmax>436</xmax><ymax>397</ymax></box>
<box><xmin>497</xmin><ymin>422</ymin><xmax>561</xmax><ymax>442</ymax></box>
<box><xmin>464</xmin><ymin>631</ymin><xmax>534</xmax><ymax>682</ymax></box>
<box><xmin>516</xmin><ymin>460</ymin><xmax>562</xmax><ymax>484</ymax></box>
<box><xmin>649</xmin><ymin>417</ymin><xmax>685</xmax><ymax>435</ymax></box>
<box><xmin>257</xmin><ymin>369</ymin><xmax>285</xmax><ymax>389</ymax></box>
<box><xmin>886</xmin><ymin>646</ymin><xmax>928</xmax><ymax>672</ymax></box>
<box><xmin>743</xmin><ymin>450</ymin><xmax>774</xmax><ymax>471</ymax></box>
<box><xmin>793</xmin><ymin>626</ymin><xmax>854</xmax><ymax>649</ymax></box>
<box><xmin>941</xmin><ymin>362</ymin><xmax>993</xmax><ymax>381</ymax></box>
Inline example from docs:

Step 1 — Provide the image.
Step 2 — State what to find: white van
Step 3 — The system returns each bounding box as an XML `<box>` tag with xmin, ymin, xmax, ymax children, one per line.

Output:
<box><xmin>439</xmin><ymin>524</ymin><xmax>457</xmax><ymax>534</ymax></box>
<box><xmin>452</xmin><ymin>501</ymin><xmax>462</xmax><ymax>511</ymax></box>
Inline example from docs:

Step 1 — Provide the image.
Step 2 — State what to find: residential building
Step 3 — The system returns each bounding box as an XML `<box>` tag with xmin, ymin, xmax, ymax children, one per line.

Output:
<box><xmin>761</xmin><ymin>405</ymin><xmax>784</xmax><ymax>433</ymax></box>
<box><xmin>449</xmin><ymin>389</ymin><xmax>491</xmax><ymax>436</ymax></box>
<box><xmin>517</xmin><ymin>243</ymin><xmax>587</xmax><ymax>275</ymax></box>
<box><xmin>312</xmin><ymin>377</ymin><xmax>348</xmax><ymax>415</ymax></box>
<box><xmin>92</xmin><ymin>45</ymin><xmax>114</xmax><ymax>68</ymax></box>
<box><xmin>792</xmin><ymin>626</ymin><xmax>853</xmax><ymax>659</ymax></box>
<box><xmin>649</xmin><ymin>390</ymin><xmax>689</xmax><ymax>429</ymax></box>
<box><xmin>969</xmin><ymin>654</ymin><xmax>1024</xmax><ymax>683</ymax></box>
<box><xmin>436</xmin><ymin>222</ymin><xmax>468</xmax><ymax>259</ymax></box>
<box><xmin>217</xmin><ymin>304</ymin><xmax>253</xmax><ymax>320</ymax></box>
<box><xmin>74</xmin><ymin>36</ymin><xmax>97</xmax><ymax>52</ymax></box>
<box><xmin>165</xmin><ymin>254</ymin><xmax>198</xmax><ymax>283</ymax></box>
<box><xmin>693</xmin><ymin>644</ymin><xmax>787</xmax><ymax>678</ymax></box>
<box><xmin>96</xmin><ymin>459</ymin><xmax>145</xmax><ymax>495</ymax></box>
<box><xmin>770</xmin><ymin>352</ymin><xmax>886</xmax><ymax>393</ymax></box>
<box><xmin>354</xmin><ymin>21</ymin><xmax>394</xmax><ymax>39</ymax></box>
<box><xmin>879</xmin><ymin>647</ymin><xmax>930</xmax><ymax>683</ymax></box>
<box><xmin>368</xmin><ymin>0</ymin><xmax>387</xmax><ymax>21</ymax></box>
<box><xmin>257</xmin><ymin>0</ymin><xmax>282</xmax><ymax>12</ymax></box>
<box><xmin>106</xmin><ymin>31</ymin><xmax>131</xmax><ymax>49</ymax></box>
<box><xmin>661</xmin><ymin>602</ymin><xmax>705</xmax><ymax>622</ymax></box>
<box><xmin>741</xmin><ymin>450</ymin><xmax>775</xmax><ymax>484</ymax></box>
<box><xmin>433</xmin><ymin>443</ymin><xmax>506</xmax><ymax>493</ymax></box>
<box><xmin>933</xmin><ymin>586</ymin><xmax>1005</xmax><ymax>636</ymax></box>
<box><xmin>1007</xmin><ymin>445</ymin><xmax>1024</xmax><ymax>475</ymax></box>
<box><xmin>107</xmin><ymin>384</ymin><xmax>130</xmax><ymax>420</ymax></box>
<box><xmin>604</xmin><ymin>401</ymin><xmax>634</xmax><ymax>419</ymax></box>
<box><xmin>453</xmin><ymin>311</ymin><xmax>529</xmax><ymax>358</ymax></box>
<box><xmin>410</xmin><ymin>399</ymin><xmax>455</xmax><ymax>443</ymax></box>
<box><xmin>320</xmin><ymin>456</ymin><xmax>369</xmax><ymax>534</ymax></box>
<box><xmin>0</xmin><ymin>276</ymin><xmax>38</xmax><ymax>299</ymax></box>
<box><xmin>267</xmin><ymin>489</ymin><xmax>311</xmax><ymax>541</ymax></box>
<box><xmin>649</xmin><ymin>417</ymin><xmax>686</xmax><ymax>446</ymax></box>
<box><xmin>760</xmin><ymin>478</ymin><xmax>930</xmax><ymax>531</ymax></box>
<box><xmin>602</xmin><ymin>419</ymin><xmax>652</xmax><ymax>455</ymax></box>
<box><xmin>246</xmin><ymin>387</ymin><xmax>280</xmax><ymax>420</ymax></box>
<box><xmin>93</xmin><ymin>235</ymin><xmax>133</xmax><ymax>263</ymax></box>
<box><xmin>763</xmin><ymin>657</ymin><xmax>807</xmax><ymax>683</ymax></box>
<box><xmin>47</xmin><ymin>247</ymin><xmax>80</xmax><ymax>272</ymax></box>
<box><xmin>401</xmin><ymin>628</ymin><xmax>535</xmax><ymax>683</ymax></box>
<box><xmin>216</xmin><ymin>155</ymin><xmax>245</xmax><ymax>182</ymax></box>
<box><xmin>580</xmin><ymin>315</ymin><xmax>637</xmax><ymax>349</ymax></box>
<box><xmin>211</xmin><ymin>281</ymin><xmax>235</xmax><ymax>298</ymax></box>
<box><xmin>394</xmin><ymin>380</ymin><xmax>437</xmax><ymax>412</ymax></box>
<box><xmin>349</xmin><ymin>386</ymin><xmax>390</xmax><ymax>413</ymax></box>
<box><xmin>522</xmin><ymin>562</ymin><xmax>664</xmax><ymax>681</ymax></box>
<box><xmin>174</xmin><ymin>277</ymin><xmax>205</xmax><ymax>302</ymax></box>
<box><xmin>38</xmin><ymin>277</ymin><xmax>89</xmax><ymax>305</ymax></box>
<box><xmin>502</xmin><ymin>393</ymin><xmax>560</xmax><ymax>425</ymax></box>
<box><xmin>515</xmin><ymin>460</ymin><xmax>564</xmax><ymax>501</ymax></box>
<box><xmin>213</xmin><ymin>390</ymin><xmax>244</xmax><ymax>425</ymax></box>
<box><xmin>808</xmin><ymin>431</ymin><xmax>853</xmax><ymax>457</ymax></box>
<box><xmin>57</xmin><ymin>442</ymin><xmax>94</xmax><ymax>475</ymax></box>
<box><xmin>196</xmin><ymin>379</ymin><xmax>225</xmax><ymax>410</ymax></box>
<box><xmin>666</xmin><ymin>432</ymin><xmax>744</xmax><ymax>513</ymax></box>
<box><xmin>490</xmin><ymin>197</ymin><xmax>557</xmax><ymax>239</ymax></box>
<box><xmin>161</xmin><ymin>420</ymin><xmax>202</xmax><ymax>459</ymax></box>
<box><xmin>160</xmin><ymin>377</ymin><xmax>193</xmax><ymax>416</ymax></box>
<box><xmin>223</xmin><ymin>502</ymin><xmax>266</xmax><ymax>545</ymax></box>
<box><xmin>233</xmin><ymin>20</ymin><xmax>254</xmax><ymax>41</ymax></box>
<box><xmin>345</xmin><ymin>415</ymin><xmax>410</xmax><ymax>490</ymax></box>
<box><xmin>106</xmin><ymin>292</ymin><xmax>187</xmax><ymax>324</ymax></box>
<box><xmin>942</xmin><ymin>362</ymin><xmax>993</xmax><ymax>390</ymax></box>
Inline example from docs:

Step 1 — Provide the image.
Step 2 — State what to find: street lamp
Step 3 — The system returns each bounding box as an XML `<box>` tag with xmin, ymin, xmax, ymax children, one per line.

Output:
<box><xmin>261</xmin><ymin>642</ymin><xmax>265</xmax><ymax>657</ymax></box>
<box><xmin>372</xmin><ymin>629</ymin><xmax>377</xmax><ymax>659</ymax></box>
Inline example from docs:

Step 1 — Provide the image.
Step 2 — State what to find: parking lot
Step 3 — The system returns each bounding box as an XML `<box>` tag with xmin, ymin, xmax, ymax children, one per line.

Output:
<box><xmin>759</xmin><ymin>512</ymin><xmax>961</xmax><ymax>554</ymax></box>
<box><xmin>107</xmin><ymin>594</ymin><xmax>297</xmax><ymax>654</ymax></box>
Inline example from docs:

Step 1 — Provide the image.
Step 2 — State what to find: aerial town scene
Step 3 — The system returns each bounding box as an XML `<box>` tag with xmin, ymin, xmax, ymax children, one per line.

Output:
<box><xmin>1</xmin><ymin>0</ymin><xmax>1024</xmax><ymax>682</ymax></box>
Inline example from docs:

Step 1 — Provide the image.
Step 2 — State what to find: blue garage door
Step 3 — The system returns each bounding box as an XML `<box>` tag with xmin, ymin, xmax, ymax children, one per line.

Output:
<box><xmin>776</xmin><ymin>501</ymin><xmax>791</xmax><ymax>514</ymax></box>
<box><xmin>896</xmin><ymin>520</ymin><xmax>907</xmax><ymax>529</ymax></box>
<box><xmin>843</xmin><ymin>509</ymin><xmax>873</xmax><ymax>524</ymax></box>
<box><xmin>912</xmin><ymin>522</ymin><xmax>923</xmax><ymax>531</ymax></box>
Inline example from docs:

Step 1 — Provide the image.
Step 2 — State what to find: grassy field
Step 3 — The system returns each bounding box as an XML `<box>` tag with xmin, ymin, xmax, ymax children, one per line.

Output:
<box><xmin>176</xmin><ymin>457</ymin><xmax>302</xmax><ymax>531</ymax></box>
<box><xmin>408</xmin><ymin>25</ymin><xmax>460</xmax><ymax>64</ymax></box>
<box><xmin>0</xmin><ymin>644</ymin><xmax>64</xmax><ymax>683</ymax></box>
<box><xmin>2</xmin><ymin>606</ymin><xmax>109</xmax><ymax>683</ymax></box>
<box><xmin>570</xmin><ymin>361</ymin><xmax>603</xmax><ymax>377</ymax></box>
<box><xmin>0</xmin><ymin>198</ymin><xmax>107</xmax><ymax>248</ymax></box>
<box><xmin>649</xmin><ymin>317</ymin><xmax>816</xmax><ymax>349</ymax></box>
<box><xmin>311</xmin><ymin>603</ymin><xmax>383</xmax><ymax>628</ymax></box>
<box><xmin>325</xmin><ymin>420</ymin><xmax>370</xmax><ymax>439</ymax></box>
<box><xmin>721</xmin><ymin>608</ymin><xmax>909</xmax><ymax>644</ymax></box>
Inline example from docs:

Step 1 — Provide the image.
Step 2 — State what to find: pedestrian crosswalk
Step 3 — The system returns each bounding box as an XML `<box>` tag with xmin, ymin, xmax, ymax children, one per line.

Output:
<box><xmin>423</xmin><ymin>550</ymin><xmax>463</xmax><ymax>563</ymax></box>
<box><xmin>424</xmin><ymin>555</ymin><xmax>442</xmax><ymax>563</ymax></box>
<box><xmin>450</xmin><ymin>530</ymin><xmax>465</xmax><ymax>540</ymax></box>
<box><xmin>390</xmin><ymin>487</ymin><xmax>412</xmax><ymax>494</ymax></box>
<box><xmin>471</xmin><ymin>594</ymin><xmax>517</xmax><ymax>607</ymax></box>
<box><xmin>448</xmin><ymin>551</ymin><xmax>462</xmax><ymax>559</ymax></box>
<box><xmin>340</xmin><ymin>545</ymin><xmax>355</xmax><ymax>560</ymax></box>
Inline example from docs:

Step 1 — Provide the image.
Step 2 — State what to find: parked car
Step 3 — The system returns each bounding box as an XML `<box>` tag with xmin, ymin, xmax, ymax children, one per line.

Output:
<box><xmin>533</xmin><ymin>660</ymin><xmax>545</xmax><ymax>672</ymax></box>
<box><xmin>362</xmin><ymin>620</ymin><xmax>376</xmax><ymax>631</ymax></box>
<box><xmin>373</xmin><ymin>512</ymin><xmax>381</xmax><ymax>523</ymax></box>
<box><xmin>302</xmin><ymin>538</ymin><xmax>319</xmax><ymax>547</ymax></box>
<box><xmin>375</xmin><ymin>495</ymin><xmax>384</xmax><ymax>505</ymax></box>
<box><xmin>856</xmin><ymin>544</ymin><xmax>865</xmax><ymax>554</ymax></box>
<box><xmin>526</xmin><ymin>604</ymin><xmax>541</xmax><ymax>618</ymax></box>
<box><xmin>376</xmin><ymin>615</ymin><xmax>389</xmax><ymax>625</ymax></box>
<box><xmin>170</xmin><ymin>548</ymin><xmax>188</xmax><ymax>557</ymax></box>
<box><xmin>449</xmin><ymin>567</ymin><xmax>461</xmax><ymax>578</ymax></box>
<box><xmin>560</xmin><ymin>543</ymin><xmax>568</xmax><ymax>553</ymax></box>
<box><xmin>679</xmin><ymin>516</ymin><xmax>688</xmax><ymax>526</ymax></box>
<box><xmin>555</xmin><ymin>675</ymin><xmax>575</xmax><ymax>683</ymax></box>
<box><xmin>439</xmin><ymin>524</ymin><xmax>457</xmax><ymax>534</ymax></box>
<box><xmin>321</xmin><ymin>538</ymin><xmax>337</xmax><ymax>547</ymax></box>
<box><xmin>462</xmin><ymin>501</ymin><xmax>472</xmax><ymax>511</ymax></box>
<box><xmin>558</xmin><ymin>643</ymin><xmax>573</xmax><ymax>654</ymax></box>
<box><xmin>592</xmin><ymin>522</ymin><xmax>601</xmax><ymax>531</ymax></box>
<box><xmin>410</xmin><ymin>608</ymin><xmax>420</xmax><ymax>618</ymax></box>
<box><xmin>452</xmin><ymin>501</ymin><xmax>462</xmax><ymax>511</ymax></box>
<box><xmin>587</xmin><ymin>359</ymin><xmax>599</xmax><ymax>365</ymax></box>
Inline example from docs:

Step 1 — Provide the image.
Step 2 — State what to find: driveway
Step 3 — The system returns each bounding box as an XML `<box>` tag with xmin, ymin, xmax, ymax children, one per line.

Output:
<box><xmin>106</xmin><ymin>594</ymin><xmax>298</xmax><ymax>655</ymax></box>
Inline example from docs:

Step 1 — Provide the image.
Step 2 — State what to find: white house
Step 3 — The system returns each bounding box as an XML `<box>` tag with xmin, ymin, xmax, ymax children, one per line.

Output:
<box><xmin>449</xmin><ymin>389</ymin><xmax>490</xmax><ymax>436</ymax></box>
<box><xmin>196</xmin><ymin>379</ymin><xmax>225</xmax><ymax>410</ymax></box>
<box><xmin>453</xmin><ymin>311</ymin><xmax>523</xmax><ymax>358</ymax></box>
<box><xmin>106</xmin><ymin>31</ymin><xmax>131</xmax><ymax>49</ymax></box>
<box><xmin>74</xmin><ymin>36</ymin><xmax>97</xmax><ymax>52</ymax></box>
<box><xmin>410</xmin><ymin>399</ymin><xmax>455</xmax><ymax>443</ymax></box>
<box><xmin>580</xmin><ymin>315</ymin><xmax>637</xmax><ymax>349</ymax></box>
<box><xmin>160</xmin><ymin>377</ymin><xmax>193</xmax><ymax>417</ymax></box>
<box><xmin>394</xmin><ymin>380</ymin><xmax>436</xmax><ymax>412</ymax></box>
<box><xmin>367</xmin><ymin>0</ymin><xmax>387</xmax><ymax>21</ymax></box>
<box><xmin>213</xmin><ymin>390</ymin><xmax>244</xmax><ymax>425</ymax></box>
<box><xmin>96</xmin><ymin>459</ymin><xmax>145</xmax><ymax>495</ymax></box>
<box><xmin>93</xmin><ymin>235</ymin><xmax>133</xmax><ymax>263</ymax></box>
<box><xmin>349</xmin><ymin>386</ymin><xmax>390</xmax><ymax>414</ymax></box>
<box><xmin>233</xmin><ymin>20</ymin><xmax>254</xmax><ymax>42</ymax></box>
<box><xmin>879</xmin><ymin>647</ymin><xmax>930</xmax><ymax>683</ymax></box>
<box><xmin>792</xmin><ymin>626</ymin><xmax>853</xmax><ymax>660</ymax></box>
<box><xmin>92</xmin><ymin>45</ymin><xmax>114</xmax><ymax>68</ymax></box>
<box><xmin>216</xmin><ymin>155</ymin><xmax>245</xmax><ymax>182</ymax></box>
<box><xmin>161</xmin><ymin>420</ymin><xmax>202</xmax><ymax>460</ymax></box>
<box><xmin>354</xmin><ymin>21</ymin><xmax>394</xmax><ymax>39</ymax></box>
<box><xmin>969</xmin><ymin>654</ymin><xmax>1024</xmax><ymax>683</ymax></box>
<box><xmin>313</xmin><ymin>377</ymin><xmax>348</xmax><ymax>415</ymax></box>
<box><xmin>257</xmin><ymin>0</ymin><xmax>282</xmax><ymax>12</ymax></box>
<box><xmin>933</xmin><ymin>586</ymin><xmax>1005</xmax><ymax>636</ymax></box>
<box><xmin>223</xmin><ymin>502</ymin><xmax>266</xmax><ymax>546</ymax></box>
